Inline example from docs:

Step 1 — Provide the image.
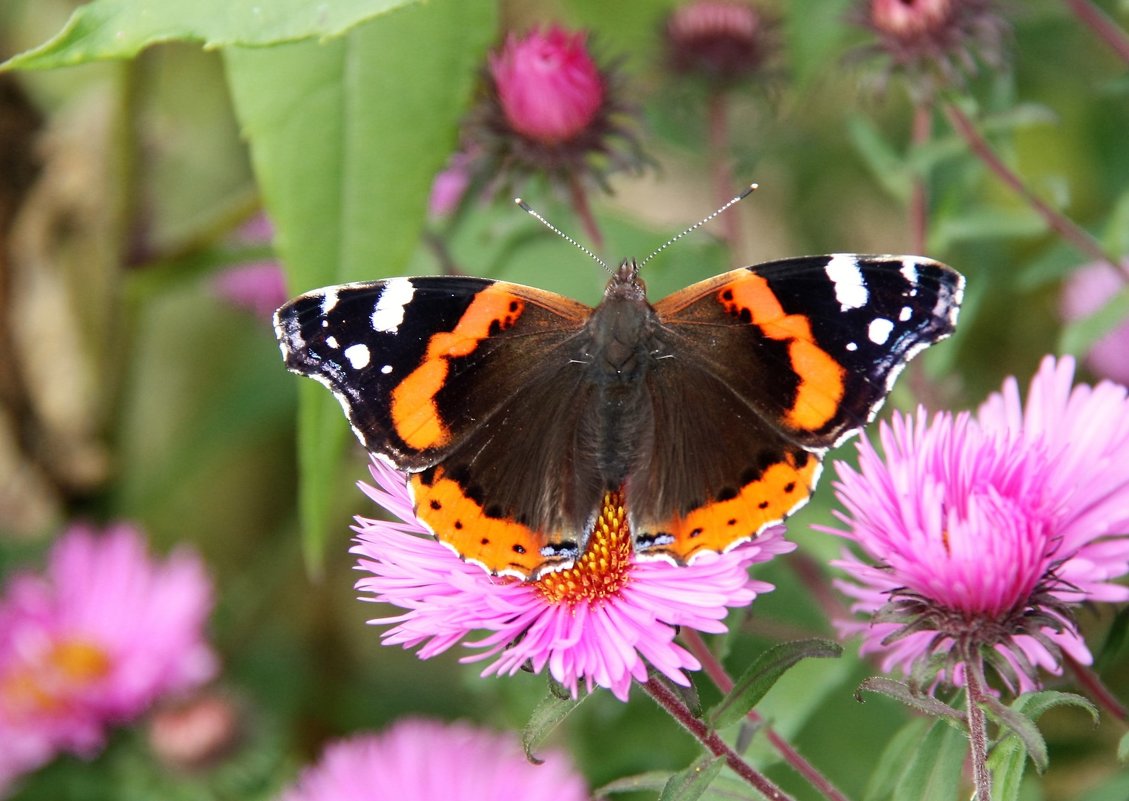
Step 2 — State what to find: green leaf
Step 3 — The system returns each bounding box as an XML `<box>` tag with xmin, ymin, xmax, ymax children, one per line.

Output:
<box><xmin>1096</xmin><ymin>606</ymin><xmax>1129</xmax><ymax>671</ymax></box>
<box><xmin>847</xmin><ymin>114</ymin><xmax>912</xmax><ymax>204</ymax></box>
<box><xmin>986</xmin><ymin>738</ymin><xmax>1027</xmax><ymax>801</ymax></box>
<box><xmin>985</xmin><ymin>691</ymin><xmax>1100</xmax><ymax>790</ymax></box>
<box><xmin>981</xmin><ymin>696</ymin><xmax>1048</xmax><ymax>774</ymax></box>
<box><xmin>522</xmin><ymin>690</ymin><xmax>589</xmax><ymax>764</ymax></box>
<box><xmin>855</xmin><ymin>677</ymin><xmax>964</xmax><ymax>723</ymax></box>
<box><xmin>1008</xmin><ymin>690</ymin><xmax>1099</xmax><ymax>728</ymax></box>
<box><xmin>864</xmin><ymin>718</ymin><xmax>929</xmax><ymax>801</ymax></box>
<box><xmin>225</xmin><ymin>0</ymin><xmax>496</xmax><ymax>571</ymax></box>
<box><xmin>892</xmin><ymin>719</ymin><xmax>968</xmax><ymax>801</ymax></box>
<box><xmin>595</xmin><ymin>771</ymin><xmax>674</xmax><ymax>796</ymax></box>
<box><xmin>659</xmin><ymin>755</ymin><xmax>725</xmax><ymax>801</ymax></box>
<box><xmin>1120</xmin><ymin>730</ymin><xmax>1129</xmax><ymax>764</ymax></box>
<box><xmin>3</xmin><ymin>0</ymin><xmax>421</xmax><ymax>71</ymax></box>
<box><xmin>929</xmin><ymin>206</ymin><xmax>1047</xmax><ymax>250</ymax></box>
<box><xmin>708</xmin><ymin>638</ymin><xmax>841</xmax><ymax>730</ymax></box>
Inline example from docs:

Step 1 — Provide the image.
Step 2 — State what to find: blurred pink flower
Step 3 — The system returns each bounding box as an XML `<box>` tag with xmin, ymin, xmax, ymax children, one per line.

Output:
<box><xmin>489</xmin><ymin>26</ymin><xmax>605</xmax><ymax>144</ymax></box>
<box><xmin>428</xmin><ymin>151</ymin><xmax>474</xmax><ymax>218</ymax></box>
<box><xmin>665</xmin><ymin>1</ymin><xmax>773</xmax><ymax>81</ymax></box>
<box><xmin>279</xmin><ymin>718</ymin><xmax>586</xmax><ymax>801</ymax></box>
<box><xmin>824</xmin><ymin>356</ymin><xmax>1129</xmax><ymax>691</ymax></box>
<box><xmin>0</xmin><ymin>523</ymin><xmax>216</xmax><ymax>789</ymax></box>
<box><xmin>353</xmin><ymin>458</ymin><xmax>793</xmax><ymax>701</ymax></box>
<box><xmin>212</xmin><ymin>214</ymin><xmax>287</xmax><ymax>320</ymax></box>
<box><xmin>1060</xmin><ymin>260</ymin><xmax>1129</xmax><ymax>386</ymax></box>
<box><xmin>213</xmin><ymin>262</ymin><xmax>288</xmax><ymax>320</ymax></box>
<box><xmin>853</xmin><ymin>0</ymin><xmax>1009</xmax><ymax>95</ymax></box>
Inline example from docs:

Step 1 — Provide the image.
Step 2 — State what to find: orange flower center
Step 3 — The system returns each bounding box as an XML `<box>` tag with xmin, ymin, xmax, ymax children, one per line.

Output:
<box><xmin>1</xmin><ymin>638</ymin><xmax>112</xmax><ymax>718</ymax></box>
<box><xmin>535</xmin><ymin>491</ymin><xmax>633</xmax><ymax>605</ymax></box>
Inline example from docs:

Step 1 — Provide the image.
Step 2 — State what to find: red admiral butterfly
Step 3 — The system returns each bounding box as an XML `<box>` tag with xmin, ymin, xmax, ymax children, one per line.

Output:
<box><xmin>275</xmin><ymin>238</ymin><xmax>962</xmax><ymax>580</ymax></box>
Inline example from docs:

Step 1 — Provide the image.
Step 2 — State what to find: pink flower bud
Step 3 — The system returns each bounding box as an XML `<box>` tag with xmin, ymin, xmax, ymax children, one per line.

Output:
<box><xmin>489</xmin><ymin>27</ymin><xmax>605</xmax><ymax>144</ymax></box>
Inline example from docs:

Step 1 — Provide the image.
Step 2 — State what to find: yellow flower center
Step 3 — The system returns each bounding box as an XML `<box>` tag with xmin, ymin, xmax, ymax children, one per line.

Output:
<box><xmin>535</xmin><ymin>491</ymin><xmax>633</xmax><ymax>605</ymax></box>
<box><xmin>1</xmin><ymin>638</ymin><xmax>112</xmax><ymax>718</ymax></box>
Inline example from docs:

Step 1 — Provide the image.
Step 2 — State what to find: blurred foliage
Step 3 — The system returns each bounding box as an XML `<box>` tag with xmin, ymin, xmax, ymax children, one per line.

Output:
<box><xmin>1</xmin><ymin>0</ymin><xmax>1128</xmax><ymax>799</ymax></box>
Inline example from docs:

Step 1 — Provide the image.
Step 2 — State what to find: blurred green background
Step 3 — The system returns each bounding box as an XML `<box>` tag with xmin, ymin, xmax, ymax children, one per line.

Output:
<box><xmin>1</xmin><ymin>0</ymin><xmax>1128</xmax><ymax>799</ymax></box>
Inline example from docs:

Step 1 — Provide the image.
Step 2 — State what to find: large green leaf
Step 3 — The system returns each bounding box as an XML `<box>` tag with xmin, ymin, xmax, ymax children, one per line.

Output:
<box><xmin>225</xmin><ymin>0</ymin><xmax>497</xmax><ymax>571</ymax></box>
<box><xmin>3</xmin><ymin>0</ymin><xmax>419</xmax><ymax>70</ymax></box>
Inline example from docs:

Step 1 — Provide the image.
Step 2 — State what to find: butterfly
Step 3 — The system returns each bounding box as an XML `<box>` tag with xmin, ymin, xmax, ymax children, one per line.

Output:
<box><xmin>274</xmin><ymin>253</ymin><xmax>963</xmax><ymax>580</ymax></box>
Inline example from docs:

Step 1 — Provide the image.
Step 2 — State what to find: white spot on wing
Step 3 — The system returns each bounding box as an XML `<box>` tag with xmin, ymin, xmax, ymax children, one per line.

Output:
<box><xmin>846</xmin><ymin>341</ymin><xmax>858</xmax><ymax>351</ymax></box>
<box><xmin>381</xmin><ymin>364</ymin><xmax>393</xmax><ymax>374</ymax></box>
<box><xmin>868</xmin><ymin>318</ymin><xmax>894</xmax><ymax>345</ymax></box>
<box><xmin>900</xmin><ymin>258</ymin><xmax>919</xmax><ymax>285</ymax></box>
<box><xmin>321</xmin><ymin>289</ymin><xmax>339</xmax><ymax>314</ymax></box>
<box><xmin>326</xmin><ymin>335</ymin><xmax>339</xmax><ymax>349</ymax></box>
<box><xmin>899</xmin><ymin>306</ymin><xmax>912</xmax><ymax>322</ymax></box>
<box><xmin>344</xmin><ymin>343</ymin><xmax>371</xmax><ymax>369</ymax></box>
<box><xmin>825</xmin><ymin>254</ymin><xmax>868</xmax><ymax>310</ymax></box>
<box><xmin>371</xmin><ymin>278</ymin><xmax>415</xmax><ymax>333</ymax></box>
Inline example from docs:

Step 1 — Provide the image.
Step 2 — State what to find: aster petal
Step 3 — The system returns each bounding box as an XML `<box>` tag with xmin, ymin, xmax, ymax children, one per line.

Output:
<box><xmin>351</xmin><ymin>458</ymin><xmax>787</xmax><ymax>699</ymax></box>
<box><xmin>823</xmin><ymin>357</ymin><xmax>1129</xmax><ymax>690</ymax></box>
<box><xmin>281</xmin><ymin>719</ymin><xmax>587</xmax><ymax>801</ymax></box>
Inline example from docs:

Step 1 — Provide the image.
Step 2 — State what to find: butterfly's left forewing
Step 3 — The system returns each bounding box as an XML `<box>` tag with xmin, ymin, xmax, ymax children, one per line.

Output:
<box><xmin>275</xmin><ymin>276</ymin><xmax>602</xmax><ymax>578</ymax></box>
<box><xmin>632</xmin><ymin>254</ymin><xmax>963</xmax><ymax>564</ymax></box>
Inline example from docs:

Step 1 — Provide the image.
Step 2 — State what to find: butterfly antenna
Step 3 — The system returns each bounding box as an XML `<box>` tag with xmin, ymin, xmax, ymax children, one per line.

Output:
<box><xmin>639</xmin><ymin>183</ymin><xmax>759</xmax><ymax>268</ymax></box>
<box><xmin>515</xmin><ymin>198</ymin><xmax>611</xmax><ymax>274</ymax></box>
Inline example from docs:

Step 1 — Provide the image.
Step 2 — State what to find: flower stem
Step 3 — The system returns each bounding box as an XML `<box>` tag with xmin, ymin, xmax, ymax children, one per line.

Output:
<box><xmin>1061</xmin><ymin>0</ymin><xmax>1129</xmax><ymax>64</ymax></box>
<box><xmin>910</xmin><ymin>102</ymin><xmax>932</xmax><ymax>255</ymax></box>
<box><xmin>708</xmin><ymin>90</ymin><xmax>743</xmax><ymax>258</ymax></box>
<box><xmin>641</xmin><ymin>677</ymin><xmax>795</xmax><ymax>801</ymax></box>
<box><xmin>681</xmin><ymin>630</ymin><xmax>855</xmax><ymax>801</ymax></box>
<box><xmin>568</xmin><ymin>174</ymin><xmax>604</xmax><ymax>253</ymax></box>
<box><xmin>960</xmin><ymin>643</ymin><xmax>993</xmax><ymax>801</ymax></box>
<box><xmin>942</xmin><ymin>101</ymin><xmax>1125</xmax><ymax>279</ymax></box>
<box><xmin>1066</xmin><ymin>653</ymin><xmax>1129</xmax><ymax>722</ymax></box>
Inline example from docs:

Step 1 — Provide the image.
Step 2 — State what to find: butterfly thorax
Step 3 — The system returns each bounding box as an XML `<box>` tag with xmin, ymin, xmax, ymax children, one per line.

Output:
<box><xmin>581</xmin><ymin>259</ymin><xmax>664</xmax><ymax>491</ymax></box>
<box><xmin>584</xmin><ymin>260</ymin><xmax>658</xmax><ymax>381</ymax></box>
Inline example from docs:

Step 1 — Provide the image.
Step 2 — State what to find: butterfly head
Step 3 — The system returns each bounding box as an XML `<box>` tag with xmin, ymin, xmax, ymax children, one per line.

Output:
<box><xmin>605</xmin><ymin>259</ymin><xmax>647</xmax><ymax>302</ymax></box>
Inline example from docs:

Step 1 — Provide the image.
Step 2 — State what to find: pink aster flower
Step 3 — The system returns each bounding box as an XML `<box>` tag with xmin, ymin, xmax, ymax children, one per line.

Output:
<box><xmin>279</xmin><ymin>718</ymin><xmax>586</xmax><ymax>801</ymax></box>
<box><xmin>490</xmin><ymin>26</ymin><xmax>604</xmax><ymax>144</ymax></box>
<box><xmin>824</xmin><ymin>355</ymin><xmax>1129</xmax><ymax>691</ymax></box>
<box><xmin>353</xmin><ymin>458</ymin><xmax>793</xmax><ymax>701</ymax></box>
<box><xmin>665</xmin><ymin>1</ymin><xmax>775</xmax><ymax>82</ymax></box>
<box><xmin>464</xmin><ymin>25</ymin><xmax>646</xmax><ymax>195</ymax></box>
<box><xmin>0</xmin><ymin>523</ymin><xmax>216</xmax><ymax>790</ymax></box>
<box><xmin>1060</xmin><ymin>260</ymin><xmax>1129</xmax><ymax>386</ymax></box>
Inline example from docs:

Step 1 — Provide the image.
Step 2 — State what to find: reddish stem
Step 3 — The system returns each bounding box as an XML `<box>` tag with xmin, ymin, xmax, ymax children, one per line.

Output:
<box><xmin>961</xmin><ymin>644</ymin><xmax>993</xmax><ymax>801</ymax></box>
<box><xmin>1066</xmin><ymin>653</ymin><xmax>1129</xmax><ymax>722</ymax></box>
<box><xmin>568</xmin><ymin>174</ymin><xmax>604</xmax><ymax>254</ymax></box>
<box><xmin>681</xmin><ymin>630</ymin><xmax>855</xmax><ymax>801</ymax></box>
<box><xmin>1062</xmin><ymin>0</ymin><xmax>1129</xmax><ymax>64</ymax></box>
<box><xmin>910</xmin><ymin>103</ymin><xmax>932</xmax><ymax>255</ymax></box>
<box><xmin>708</xmin><ymin>90</ymin><xmax>743</xmax><ymax>258</ymax></box>
<box><xmin>641</xmin><ymin>678</ymin><xmax>794</xmax><ymax>800</ymax></box>
<box><xmin>943</xmin><ymin>102</ymin><xmax>1126</xmax><ymax>280</ymax></box>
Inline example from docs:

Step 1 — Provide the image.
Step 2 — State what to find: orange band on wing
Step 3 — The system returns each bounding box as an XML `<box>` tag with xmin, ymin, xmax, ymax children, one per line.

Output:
<box><xmin>641</xmin><ymin>452</ymin><xmax>820</xmax><ymax>564</ymax></box>
<box><xmin>391</xmin><ymin>287</ymin><xmax>525</xmax><ymax>450</ymax></box>
<box><xmin>722</xmin><ymin>274</ymin><xmax>845</xmax><ymax>431</ymax></box>
<box><xmin>410</xmin><ymin>468</ymin><xmax>556</xmax><ymax>578</ymax></box>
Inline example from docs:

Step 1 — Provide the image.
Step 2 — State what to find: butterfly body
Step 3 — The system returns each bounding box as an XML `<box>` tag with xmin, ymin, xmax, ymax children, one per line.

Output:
<box><xmin>275</xmin><ymin>254</ymin><xmax>963</xmax><ymax>579</ymax></box>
